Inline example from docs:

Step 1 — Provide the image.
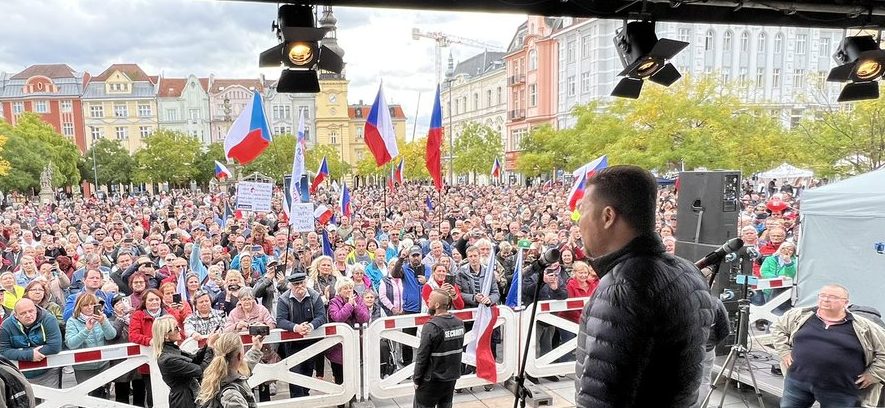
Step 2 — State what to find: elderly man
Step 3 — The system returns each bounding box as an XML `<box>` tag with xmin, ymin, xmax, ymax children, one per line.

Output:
<box><xmin>0</xmin><ymin>299</ymin><xmax>63</xmax><ymax>388</ymax></box>
<box><xmin>772</xmin><ymin>284</ymin><xmax>885</xmax><ymax>408</ymax></box>
<box><xmin>68</xmin><ymin>254</ymin><xmax>110</xmax><ymax>296</ymax></box>
<box><xmin>276</xmin><ymin>272</ymin><xmax>326</xmax><ymax>398</ymax></box>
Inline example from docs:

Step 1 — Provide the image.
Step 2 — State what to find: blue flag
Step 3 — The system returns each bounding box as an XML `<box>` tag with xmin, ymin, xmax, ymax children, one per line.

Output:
<box><xmin>222</xmin><ymin>202</ymin><xmax>234</xmax><ymax>229</ymax></box>
<box><xmin>322</xmin><ymin>229</ymin><xmax>334</xmax><ymax>257</ymax></box>
<box><xmin>426</xmin><ymin>196</ymin><xmax>433</xmax><ymax>211</ymax></box>
<box><xmin>505</xmin><ymin>248</ymin><xmax>525</xmax><ymax>308</ymax></box>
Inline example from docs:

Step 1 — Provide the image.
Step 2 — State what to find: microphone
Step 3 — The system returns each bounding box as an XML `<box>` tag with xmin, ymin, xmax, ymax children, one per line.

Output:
<box><xmin>694</xmin><ymin>238</ymin><xmax>744</xmax><ymax>270</ymax></box>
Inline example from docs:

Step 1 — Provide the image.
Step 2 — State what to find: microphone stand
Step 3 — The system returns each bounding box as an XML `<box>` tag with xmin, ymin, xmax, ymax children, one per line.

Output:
<box><xmin>511</xmin><ymin>262</ymin><xmax>545</xmax><ymax>408</ymax></box>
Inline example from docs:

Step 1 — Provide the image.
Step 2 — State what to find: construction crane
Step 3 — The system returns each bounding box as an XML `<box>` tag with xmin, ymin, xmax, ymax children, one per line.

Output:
<box><xmin>411</xmin><ymin>28</ymin><xmax>506</xmax><ymax>85</ymax></box>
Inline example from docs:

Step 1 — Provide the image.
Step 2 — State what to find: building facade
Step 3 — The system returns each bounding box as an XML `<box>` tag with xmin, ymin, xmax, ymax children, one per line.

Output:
<box><xmin>348</xmin><ymin>101</ymin><xmax>407</xmax><ymax>166</ymax></box>
<box><xmin>440</xmin><ymin>51</ymin><xmax>508</xmax><ymax>147</ymax></box>
<box><xmin>81</xmin><ymin>64</ymin><xmax>159</xmax><ymax>153</ymax></box>
<box><xmin>315</xmin><ymin>75</ymin><xmax>352</xmax><ymax>164</ymax></box>
<box><xmin>552</xmin><ymin>19</ymin><xmax>845</xmax><ymax>129</ymax></box>
<box><xmin>0</xmin><ymin>64</ymin><xmax>88</xmax><ymax>151</ymax></box>
<box><xmin>504</xmin><ymin>16</ymin><xmax>562</xmax><ymax>173</ymax></box>
<box><xmin>156</xmin><ymin>75</ymin><xmax>211</xmax><ymax>145</ymax></box>
<box><xmin>207</xmin><ymin>77</ymin><xmax>265</xmax><ymax>144</ymax></box>
<box><xmin>264</xmin><ymin>83</ymin><xmax>317</xmax><ymax>146</ymax></box>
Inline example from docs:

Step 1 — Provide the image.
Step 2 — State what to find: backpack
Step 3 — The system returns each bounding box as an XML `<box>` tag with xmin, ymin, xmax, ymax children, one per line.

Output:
<box><xmin>0</xmin><ymin>356</ymin><xmax>34</xmax><ymax>408</ymax></box>
<box><xmin>201</xmin><ymin>382</ymin><xmax>255</xmax><ymax>408</ymax></box>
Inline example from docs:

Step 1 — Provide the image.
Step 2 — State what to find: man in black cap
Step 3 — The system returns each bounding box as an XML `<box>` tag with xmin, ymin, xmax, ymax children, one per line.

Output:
<box><xmin>276</xmin><ymin>272</ymin><xmax>326</xmax><ymax>398</ymax></box>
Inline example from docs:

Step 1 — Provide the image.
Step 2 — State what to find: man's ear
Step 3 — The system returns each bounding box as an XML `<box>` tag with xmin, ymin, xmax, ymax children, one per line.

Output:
<box><xmin>602</xmin><ymin>206</ymin><xmax>617</xmax><ymax>230</ymax></box>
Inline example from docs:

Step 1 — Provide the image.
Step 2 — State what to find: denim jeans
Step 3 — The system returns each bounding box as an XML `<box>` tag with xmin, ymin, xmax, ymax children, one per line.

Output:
<box><xmin>780</xmin><ymin>376</ymin><xmax>860</xmax><ymax>408</ymax></box>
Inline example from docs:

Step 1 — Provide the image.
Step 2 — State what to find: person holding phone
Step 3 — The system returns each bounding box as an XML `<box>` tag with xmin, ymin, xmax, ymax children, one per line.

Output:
<box><xmin>421</xmin><ymin>264</ymin><xmax>464</xmax><ymax>312</ymax></box>
<box><xmin>65</xmin><ymin>293</ymin><xmax>117</xmax><ymax>398</ymax></box>
<box><xmin>327</xmin><ymin>278</ymin><xmax>370</xmax><ymax>390</ymax></box>
<box><xmin>184</xmin><ymin>291</ymin><xmax>226</xmax><ymax>341</ymax></box>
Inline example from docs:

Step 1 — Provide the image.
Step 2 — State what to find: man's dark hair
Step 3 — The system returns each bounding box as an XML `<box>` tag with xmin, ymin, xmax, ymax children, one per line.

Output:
<box><xmin>585</xmin><ymin>165</ymin><xmax>657</xmax><ymax>234</ymax></box>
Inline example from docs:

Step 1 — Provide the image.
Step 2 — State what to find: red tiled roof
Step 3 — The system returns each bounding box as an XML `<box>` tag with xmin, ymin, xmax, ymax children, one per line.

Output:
<box><xmin>348</xmin><ymin>104</ymin><xmax>406</xmax><ymax>120</ymax></box>
<box><xmin>198</xmin><ymin>78</ymin><xmax>210</xmax><ymax>91</ymax></box>
<box><xmin>93</xmin><ymin>64</ymin><xmax>152</xmax><ymax>82</ymax></box>
<box><xmin>10</xmin><ymin>64</ymin><xmax>76</xmax><ymax>80</ymax></box>
<box><xmin>208</xmin><ymin>79</ymin><xmax>264</xmax><ymax>94</ymax></box>
<box><xmin>157</xmin><ymin>78</ymin><xmax>187</xmax><ymax>97</ymax></box>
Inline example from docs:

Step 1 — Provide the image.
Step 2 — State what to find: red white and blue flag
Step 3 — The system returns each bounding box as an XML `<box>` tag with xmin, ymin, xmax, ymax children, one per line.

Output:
<box><xmin>466</xmin><ymin>247</ymin><xmax>499</xmax><ymax>384</ymax></box>
<box><xmin>286</xmin><ymin>108</ymin><xmax>308</xmax><ymax>221</ymax></box>
<box><xmin>310</xmin><ymin>157</ymin><xmax>329</xmax><ymax>194</ymax></box>
<box><xmin>568</xmin><ymin>155</ymin><xmax>608</xmax><ymax>211</ymax></box>
<box><xmin>426</xmin><ymin>86</ymin><xmax>443</xmax><ymax>191</ymax></box>
<box><xmin>214</xmin><ymin>161</ymin><xmax>232</xmax><ymax>180</ymax></box>
<box><xmin>387</xmin><ymin>164</ymin><xmax>395</xmax><ymax>191</ymax></box>
<box><xmin>394</xmin><ymin>158</ymin><xmax>405</xmax><ymax>184</ymax></box>
<box><xmin>314</xmin><ymin>204</ymin><xmax>334</xmax><ymax>225</ymax></box>
<box><xmin>224</xmin><ymin>91</ymin><xmax>272</xmax><ymax>165</ymax></box>
<box><xmin>491</xmin><ymin>158</ymin><xmax>502</xmax><ymax>178</ymax></box>
<box><xmin>339</xmin><ymin>182</ymin><xmax>352</xmax><ymax>218</ymax></box>
<box><xmin>364</xmin><ymin>82</ymin><xmax>399</xmax><ymax>166</ymax></box>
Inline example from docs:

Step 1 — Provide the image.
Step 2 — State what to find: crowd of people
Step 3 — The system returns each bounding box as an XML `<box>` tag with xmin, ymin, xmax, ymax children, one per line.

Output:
<box><xmin>0</xmin><ymin>174</ymin><xmax>804</xmax><ymax>407</ymax></box>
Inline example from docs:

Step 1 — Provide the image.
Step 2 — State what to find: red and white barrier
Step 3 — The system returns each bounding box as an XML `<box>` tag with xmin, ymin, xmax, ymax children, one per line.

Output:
<box><xmin>751</xmin><ymin>276</ymin><xmax>793</xmax><ymax>290</ymax></box>
<box><xmin>750</xmin><ymin>277</ymin><xmax>795</xmax><ymax>329</ymax></box>
<box><xmin>520</xmin><ymin>298</ymin><xmax>589</xmax><ymax>379</ymax></box>
<box><xmin>362</xmin><ymin>306</ymin><xmax>519</xmax><ymax>400</ymax></box>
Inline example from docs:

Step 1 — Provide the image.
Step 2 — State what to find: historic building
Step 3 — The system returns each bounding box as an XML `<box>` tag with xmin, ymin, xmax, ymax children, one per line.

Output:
<box><xmin>264</xmin><ymin>82</ymin><xmax>316</xmax><ymax>146</ymax></box>
<box><xmin>206</xmin><ymin>76</ymin><xmax>265</xmax><ymax>144</ymax></box>
<box><xmin>81</xmin><ymin>64</ymin><xmax>159</xmax><ymax>153</ymax></box>
<box><xmin>440</xmin><ymin>50</ymin><xmax>508</xmax><ymax>154</ymax></box>
<box><xmin>156</xmin><ymin>74</ymin><xmax>212</xmax><ymax>145</ymax></box>
<box><xmin>347</xmin><ymin>100</ymin><xmax>407</xmax><ymax>165</ymax></box>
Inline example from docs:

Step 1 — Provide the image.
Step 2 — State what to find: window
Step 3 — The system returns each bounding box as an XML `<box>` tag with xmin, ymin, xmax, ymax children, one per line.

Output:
<box><xmin>740</xmin><ymin>31</ymin><xmax>750</xmax><ymax>52</ymax></box>
<box><xmin>757</xmin><ymin>32</ymin><xmax>767</xmax><ymax>53</ymax></box>
<box><xmin>796</xmin><ymin>34</ymin><xmax>807</xmax><ymax>54</ymax></box>
<box><xmin>473</xmin><ymin>93</ymin><xmax>479</xmax><ymax>110</ymax></box>
<box><xmin>772</xmin><ymin>68</ymin><xmax>782</xmax><ymax>87</ymax></box>
<box><xmin>166</xmin><ymin>108</ymin><xmax>178</xmax><ymax>121</ymax></box>
<box><xmin>581</xmin><ymin>35</ymin><xmax>592</xmax><ymax>58</ymax></box>
<box><xmin>356</xmin><ymin>127</ymin><xmax>364</xmax><ymax>140</ymax></box>
<box><xmin>139</xmin><ymin>126</ymin><xmax>152</xmax><ymax>138</ymax></box>
<box><xmin>705</xmin><ymin>30</ymin><xmax>715</xmax><ymax>51</ymax></box>
<box><xmin>793</xmin><ymin>69</ymin><xmax>806</xmax><ymax>88</ymax></box>
<box><xmin>511</xmin><ymin>128</ymin><xmax>527</xmax><ymax>151</ymax></box>
<box><xmin>567</xmin><ymin>41</ymin><xmax>576</xmax><ymax>62</ymax></box>
<box><xmin>297</xmin><ymin>106</ymin><xmax>311</xmax><ymax>119</ymax></box>
<box><xmin>272</xmin><ymin>105</ymin><xmax>291</xmax><ymax>120</ymax></box>
<box><xmin>528</xmin><ymin>49</ymin><xmax>537</xmax><ymax>70</ymax></box>
<box><xmin>581</xmin><ymin>72</ymin><xmax>591</xmax><ymax>93</ymax></box>
<box><xmin>330</xmin><ymin>130</ymin><xmax>338</xmax><ymax>145</ymax></box>
<box><xmin>678</xmin><ymin>28</ymin><xmax>691</xmax><ymax>43</ymax></box>
<box><xmin>774</xmin><ymin>33</ymin><xmax>784</xmax><ymax>54</ymax></box>
<box><xmin>13</xmin><ymin>102</ymin><xmax>24</xmax><ymax>114</ymax></box>
<box><xmin>303</xmin><ymin>128</ymin><xmax>311</xmax><ymax>141</ymax></box>
<box><xmin>820</xmin><ymin>37</ymin><xmax>831</xmax><ymax>57</ymax></box>
<box><xmin>486</xmin><ymin>90</ymin><xmax>492</xmax><ymax>107</ymax></box>
<box><xmin>756</xmin><ymin>67</ymin><xmax>765</xmax><ymax>85</ymax></box>
<box><xmin>528</xmin><ymin>84</ymin><xmax>537</xmax><ymax>107</ymax></box>
<box><xmin>567</xmin><ymin>75</ymin><xmax>576</xmax><ymax>96</ymax></box>
<box><xmin>61</xmin><ymin>100</ymin><xmax>72</xmax><ymax>113</ymax></box>
<box><xmin>116</xmin><ymin>126</ymin><xmax>128</xmax><ymax>140</ymax></box>
<box><xmin>90</xmin><ymin>126</ymin><xmax>102</xmax><ymax>140</ymax></box>
<box><xmin>723</xmin><ymin>31</ymin><xmax>733</xmax><ymax>51</ymax></box>
<box><xmin>114</xmin><ymin>104</ymin><xmax>128</xmax><ymax>118</ymax></box>
<box><xmin>739</xmin><ymin>67</ymin><xmax>748</xmax><ymax>85</ymax></box>
<box><xmin>34</xmin><ymin>100</ymin><xmax>48</xmax><ymax>113</ymax></box>
<box><xmin>190</xmin><ymin>109</ymin><xmax>200</xmax><ymax>120</ymax></box>
<box><xmin>496</xmin><ymin>87</ymin><xmax>502</xmax><ymax>104</ymax></box>
<box><xmin>90</xmin><ymin>104</ymin><xmax>103</xmax><ymax>118</ymax></box>
<box><xmin>138</xmin><ymin>104</ymin><xmax>151</xmax><ymax>117</ymax></box>
<box><xmin>63</xmin><ymin>122</ymin><xmax>74</xmax><ymax>136</ymax></box>
<box><xmin>722</xmin><ymin>71</ymin><xmax>731</xmax><ymax>83</ymax></box>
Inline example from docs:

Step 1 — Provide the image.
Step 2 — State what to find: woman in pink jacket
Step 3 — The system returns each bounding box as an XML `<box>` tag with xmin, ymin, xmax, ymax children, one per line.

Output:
<box><xmin>223</xmin><ymin>291</ymin><xmax>275</xmax><ymax>402</ymax></box>
<box><xmin>326</xmin><ymin>277</ymin><xmax>370</xmax><ymax>388</ymax></box>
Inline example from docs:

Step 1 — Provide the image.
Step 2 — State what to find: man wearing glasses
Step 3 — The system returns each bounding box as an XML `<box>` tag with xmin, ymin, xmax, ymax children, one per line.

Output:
<box><xmin>772</xmin><ymin>284</ymin><xmax>885</xmax><ymax>408</ymax></box>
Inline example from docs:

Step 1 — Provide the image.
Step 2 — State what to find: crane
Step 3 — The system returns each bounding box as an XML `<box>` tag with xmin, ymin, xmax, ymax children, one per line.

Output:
<box><xmin>411</xmin><ymin>28</ymin><xmax>506</xmax><ymax>85</ymax></box>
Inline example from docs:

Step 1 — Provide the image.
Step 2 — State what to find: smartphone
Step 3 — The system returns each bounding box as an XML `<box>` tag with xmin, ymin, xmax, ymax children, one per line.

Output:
<box><xmin>172</xmin><ymin>293</ymin><xmax>182</xmax><ymax>304</ymax></box>
<box><xmin>444</xmin><ymin>274</ymin><xmax>455</xmax><ymax>286</ymax></box>
<box><xmin>249</xmin><ymin>325</ymin><xmax>270</xmax><ymax>336</ymax></box>
<box><xmin>93</xmin><ymin>304</ymin><xmax>102</xmax><ymax>314</ymax></box>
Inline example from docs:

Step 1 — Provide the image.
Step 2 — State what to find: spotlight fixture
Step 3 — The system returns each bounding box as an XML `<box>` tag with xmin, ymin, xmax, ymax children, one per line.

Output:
<box><xmin>827</xmin><ymin>35</ymin><xmax>885</xmax><ymax>102</ymax></box>
<box><xmin>611</xmin><ymin>21</ymin><xmax>689</xmax><ymax>99</ymax></box>
<box><xmin>259</xmin><ymin>4</ymin><xmax>344</xmax><ymax>93</ymax></box>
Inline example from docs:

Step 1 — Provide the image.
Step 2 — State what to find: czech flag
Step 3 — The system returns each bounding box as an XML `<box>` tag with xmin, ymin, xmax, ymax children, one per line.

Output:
<box><xmin>364</xmin><ymin>82</ymin><xmax>399</xmax><ymax>166</ymax></box>
<box><xmin>310</xmin><ymin>157</ymin><xmax>329</xmax><ymax>194</ymax></box>
<box><xmin>505</xmin><ymin>248</ymin><xmax>524</xmax><ymax>308</ymax></box>
<box><xmin>425</xmin><ymin>196</ymin><xmax>433</xmax><ymax>211</ymax></box>
<box><xmin>568</xmin><ymin>155</ymin><xmax>608</xmax><ymax>211</ymax></box>
<box><xmin>339</xmin><ymin>182</ymin><xmax>352</xmax><ymax>218</ymax></box>
<box><xmin>214</xmin><ymin>161</ymin><xmax>232</xmax><ymax>180</ymax></box>
<box><xmin>223</xmin><ymin>91</ymin><xmax>272</xmax><ymax>165</ymax></box>
<box><xmin>465</xmin><ymin>247</ymin><xmax>499</xmax><ymax>384</ymax></box>
<box><xmin>491</xmin><ymin>158</ymin><xmax>502</xmax><ymax>178</ymax></box>
<box><xmin>314</xmin><ymin>204</ymin><xmax>334</xmax><ymax>225</ymax></box>
<box><xmin>321</xmin><ymin>229</ymin><xmax>335</xmax><ymax>257</ymax></box>
<box><xmin>426</xmin><ymin>86</ymin><xmax>443</xmax><ymax>191</ymax></box>
<box><xmin>387</xmin><ymin>164</ymin><xmax>395</xmax><ymax>191</ymax></box>
<box><xmin>394</xmin><ymin>158</ymin><xmax>405</xmax><ymax>185</ymax></box>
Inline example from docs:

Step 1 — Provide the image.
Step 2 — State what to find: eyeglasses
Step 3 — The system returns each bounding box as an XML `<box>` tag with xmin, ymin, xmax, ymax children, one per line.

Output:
<box><xmin>818</xmin><ymin>294</ymin><xmax>847</xmax><ymax>301</ymax></box>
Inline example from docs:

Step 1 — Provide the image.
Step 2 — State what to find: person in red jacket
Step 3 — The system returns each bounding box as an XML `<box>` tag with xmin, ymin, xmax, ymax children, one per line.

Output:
<box><xmin>421</xmin><ymin>264</ymin><xmax>464</xmax><ymax>311</ymax></box>
<box><xmin>755</xmin><ymin>226</ymin><xmax>786</xmax><ymax>277</ymax></box>
<box><xmin>129</xmin><ymin>288</ymin><xmax>172</xmax><ymax>407</ymax></box>
<box><xmin>561</xmin><ymin>261</ymin><xmax>599</xmax><ymax>324</ymax></box>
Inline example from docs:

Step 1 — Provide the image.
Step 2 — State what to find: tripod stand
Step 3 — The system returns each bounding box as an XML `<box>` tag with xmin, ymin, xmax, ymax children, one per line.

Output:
<box><xmin>701</xmin><ymin>298</ymin><xmax>766</xmax><ymax>408</ymax></box>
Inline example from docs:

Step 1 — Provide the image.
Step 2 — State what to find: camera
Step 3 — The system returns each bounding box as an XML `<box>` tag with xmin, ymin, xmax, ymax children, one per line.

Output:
<box><xmin>875</xmin><ymin>242</ymin><xmax>885</xmax><ymax>255</ymax></box>
<box><xmin>249</xmin><ymin>325</ymin><xmax>270</xmax><ymax>336</ymax></box>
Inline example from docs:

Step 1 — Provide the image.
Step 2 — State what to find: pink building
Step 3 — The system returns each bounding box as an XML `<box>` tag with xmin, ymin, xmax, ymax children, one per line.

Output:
<box><xmin>504</xmin><ymin>16</ymin><xmax>562</xmax><ymax>172</ymax></box>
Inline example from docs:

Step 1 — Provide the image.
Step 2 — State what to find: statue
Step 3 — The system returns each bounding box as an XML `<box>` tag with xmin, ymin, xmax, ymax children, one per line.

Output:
<box><xmin>39</xmin><ymin>164</ymin><xmax>55</xmax><ymax>204</ymax></box>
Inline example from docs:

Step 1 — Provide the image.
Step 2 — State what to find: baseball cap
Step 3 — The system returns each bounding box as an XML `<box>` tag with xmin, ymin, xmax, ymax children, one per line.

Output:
<box><xmin>409</xmin><ymin>246</ymin><xmax>422</xmax><ymax>256</ymax></box>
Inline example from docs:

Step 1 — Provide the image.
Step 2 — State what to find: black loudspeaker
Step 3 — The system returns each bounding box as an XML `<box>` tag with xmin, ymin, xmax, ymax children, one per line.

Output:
<box><xmin>674</xmin><ymin>171</ymin><xmax>741</xmax><ymax>244</ymax></box>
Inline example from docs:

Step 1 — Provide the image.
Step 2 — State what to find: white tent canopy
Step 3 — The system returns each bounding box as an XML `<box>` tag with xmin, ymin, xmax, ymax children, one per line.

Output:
<box><xmin>797</xmin><ymin>168</ymin><xmax>885</xmax><ymax>313</ymax></box>
<box><xmin>755</xmin><ymin>162</ymin><xmax>814</xmax><ymax>184</ymax></box>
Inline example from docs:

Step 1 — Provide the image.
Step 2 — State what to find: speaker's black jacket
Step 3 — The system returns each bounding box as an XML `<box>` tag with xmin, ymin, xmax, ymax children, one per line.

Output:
<box><xmin>575</xmin><ymin>233</ymin><xmax>715</xmax><ymax>408</ymax></box>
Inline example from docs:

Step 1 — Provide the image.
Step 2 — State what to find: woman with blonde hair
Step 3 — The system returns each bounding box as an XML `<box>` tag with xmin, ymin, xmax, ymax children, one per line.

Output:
<box><xmin>153</xmin><ymin>315</ymin><xmax>215</xmax><ymax>408</ymax></box>
<box><xmin>65</xmin><ymin>292</ymin><xmax>117</xmax><ymax>397</ymax></box>
<box><xmin>196</xmin><ymin>332</ymin><xmax>264</xmax><ymax>408</ymax></box>
<box><xmin>308</xmin><ymin>255</ymin><xmax>340</xmax><ymax>304</ymax></box>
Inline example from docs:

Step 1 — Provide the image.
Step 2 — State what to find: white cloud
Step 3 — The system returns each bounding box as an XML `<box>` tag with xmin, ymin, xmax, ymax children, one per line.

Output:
<box><xmin>0</xmin><ymin>0</ymin><xmax>524</xmax><ymax>139</ymax></box>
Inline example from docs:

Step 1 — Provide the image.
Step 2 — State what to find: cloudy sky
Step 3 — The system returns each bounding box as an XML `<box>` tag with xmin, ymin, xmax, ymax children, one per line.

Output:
<box><xmin>0</xmin><ymin>0</ymin><xmax>525</xmax><ymax>139</ymax></box>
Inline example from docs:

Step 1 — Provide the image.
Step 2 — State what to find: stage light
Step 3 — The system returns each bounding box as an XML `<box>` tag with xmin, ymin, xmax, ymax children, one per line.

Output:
<box><xmin>827</xmin><ymin>35</ymin><xmax>885</xmax><ymax>102</ymax></box>
<box><xmin>259</xmin><ymin>4</ymin><xmax>344</xmax><ymax>93</ymax></box>
<box><xmin>611</xmin><ymin>21</ymin><xmax>689</xmax><ymax>99</ymax></box>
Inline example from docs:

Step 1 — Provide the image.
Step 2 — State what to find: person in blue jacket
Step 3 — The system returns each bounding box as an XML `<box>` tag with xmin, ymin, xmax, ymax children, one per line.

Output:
<box><xmin>0</xmin><ymin>298</ymin><xmax>63</xmax><ymax>388</ymax></box>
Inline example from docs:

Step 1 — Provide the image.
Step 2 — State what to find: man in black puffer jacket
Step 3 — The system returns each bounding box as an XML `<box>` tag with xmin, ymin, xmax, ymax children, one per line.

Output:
<box><xmin>574</xmin><ymin>165</ymin><xmax>716</xmax><ymax>408</ymax></box>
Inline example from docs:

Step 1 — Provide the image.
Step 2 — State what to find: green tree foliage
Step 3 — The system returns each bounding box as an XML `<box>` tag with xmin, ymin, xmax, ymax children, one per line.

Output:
<box><xmin>453</xmin><ymin>122</ymin><xmax>504</xmax><ymax>182</ymax></box>
<box><xmin>0</xmin><ymin>134</ymin><xmax>10</xmax><ymax>177</ymax></box>
<box><xmin>193</xmin><ymin>142</ymin><xmax>225</xmax><ymax>185</ymax></box>
<box><xmin>79</xmin><ymin>138</ymin><xmax>134</xmax><ymax>188</ymax></box>
<box><xmin>354</xmin><ymin>155</ymin><xmax>385</xmax><ymax>177</ymax></box>
<box><xmin>516</xmin><ymin>124</ymin><xmax>570</xmax><ymax>175</ymax></box>
<box><xmin>0</xmin><ymin>113</ymin><xmax>81</xmax><ymax>192</ymax></box>
<box><xmin>400</xmin><ymin>137</ymin><xmax>431</xmax><ymax>180</ymax></box>
<box><xmin>305</xmin><ymin>143</ymin><xmax>350</xmax><ymax>180</ymax></box>
<box><xmin>133</xmin><ymin>129</ymin><xmax>202</xmax><ymax>186</ymax></box>
<box><xmin>242</xmin><ymin>134</ymin><xmax>295</xmax><ymax>180</ymax></box>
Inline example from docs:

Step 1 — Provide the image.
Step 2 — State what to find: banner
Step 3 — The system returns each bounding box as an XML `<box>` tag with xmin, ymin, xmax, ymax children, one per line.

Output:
<box><xmin>289</xmin><ymin>203</ymin><xmax>315</xmax><ymax>233</ymax></box>
<box><xmin>235</xmin><ymin>181</ymin><xmax>273</xmax><ymax>212</ymax></box>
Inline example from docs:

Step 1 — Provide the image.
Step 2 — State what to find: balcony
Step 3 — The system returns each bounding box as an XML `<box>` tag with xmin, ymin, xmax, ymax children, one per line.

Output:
<box><xmin>509</xmin><ymin>109</ymin><xmax>526</xmax><ymax>121</ymax></box>
<box><xmin>508</xmin><ymin>75</ymin><xmax>526</xmax><ymax>86</ymax></box>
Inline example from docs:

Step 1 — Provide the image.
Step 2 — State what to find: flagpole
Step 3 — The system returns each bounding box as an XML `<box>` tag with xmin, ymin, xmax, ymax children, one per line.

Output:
<box><xmin>383</xmin><ymin>163</ymin><xmax>388</xmax><ymax>219</ymax></box>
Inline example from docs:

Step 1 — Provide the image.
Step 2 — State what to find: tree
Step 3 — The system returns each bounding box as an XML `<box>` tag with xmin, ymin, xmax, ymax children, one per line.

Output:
<box><xmin>400</xmin><ymin>137</ymin><xmax>431</xmax><ymax>180</ymax></box>
<box><xmin>192</xmin><ymin>142</ymin><xmax>226</xmax><ymax>186</ymax></box>
<box><xmin>452</xmin><ymin>122</ymin><xmax>504</xmax><ymax>183</ymax></box>
<box><xmin>242</xmin><ymin>134</ymin><xmax>295</xmax><ymax>181</ymax></box>
<box><xmin>305</xmin><ymin>143</ymin><xmax>350</xmax><ymax>180</ymax></box>
<box><xmin>354</xmin><ymin>155</ymin><xmax>385</xmax><ymax>178</ymax></box>
<box><xmin>0</xmin><ymin>133</ymin><xmax>9</xmax><ymax>177</ymax></box>
<box><xmin>133</xmin><ymin>129</ymin><xmax>202</xmax><ymax>186</ymax></box>
<box><xmin>515</xmin><ymin>124</ymin><xmax>571</xmax><ymax>176</ymax></box>
<box><xmin>79</xmin><ymin>139</ymin><xmax>134</xmax><ymax>188</ymax></box>
<box><xmin>0</xmin><ymin>113</ymin><xmax>81</xmax><ymax>192</ymax></box>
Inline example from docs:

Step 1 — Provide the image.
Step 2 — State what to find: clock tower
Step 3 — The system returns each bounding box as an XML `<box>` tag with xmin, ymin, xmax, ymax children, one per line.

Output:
<box><xmin>314</xmin><ymin>6</ymin><xmax>353</xmax><ymax>178</ymax></box>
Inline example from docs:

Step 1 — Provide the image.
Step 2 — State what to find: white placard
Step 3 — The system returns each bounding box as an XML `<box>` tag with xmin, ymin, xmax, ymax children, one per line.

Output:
<box><xmin>235</xmin><ymin>181</ymin><xmax>273</xmax><ymax>213</ymax></box>
<box><xmin>289</xmin><ymin>203</ymin><xmax>315</xmax><ymax>232</ymax></box>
